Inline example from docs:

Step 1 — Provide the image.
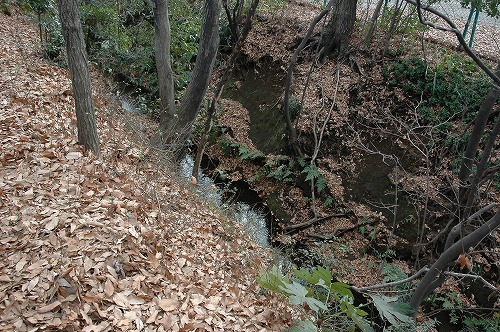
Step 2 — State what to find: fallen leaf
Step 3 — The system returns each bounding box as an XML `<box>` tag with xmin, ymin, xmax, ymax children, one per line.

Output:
<box><xmin>113</xmin><ymin>292</ymin><xmax>130</xmax><ymax>308</ymax></box>
<box><xmin>157</xmin><ymin>298</ymin><xmax>179</xmax><ymax>312</ymax></box>
<box><xmin>104</xmin><ymin>279</ymin><xmax>114</xmax><ymax>297</ymax></box>
<box><xmin>457</xmin><ymin>254</ymin><xmax>473</xmax><ymax>270</ymax></box>
<box><xmin>44</xmin><ymin>216</ymin><xmax>59</xmax><ymax>231</ymax></box>
<box><xmin>37</xmin><ymin>301</ymin><xmax>61</xmax><ymax>313</ymax></box>
<box><xmin>27</xmin><ymin>276</ymin><xmax>39</xmax><ymax>292</ymax></box>
<box><xmin>66</xmin><ymin>151</ymin><xmax>82</xmax><ymax>160</ymax></box>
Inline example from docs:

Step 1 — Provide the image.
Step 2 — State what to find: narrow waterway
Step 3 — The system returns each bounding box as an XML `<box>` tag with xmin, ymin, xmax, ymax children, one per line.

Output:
<box><xmin>181</xmin><ymin>157</ymin><xmax>272</xmax><ymax>248</ymax></box>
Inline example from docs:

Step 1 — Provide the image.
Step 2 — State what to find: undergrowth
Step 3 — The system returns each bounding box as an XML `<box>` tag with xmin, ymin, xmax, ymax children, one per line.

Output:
<box><xmin>258</xmin><ymin>265</ymin><xmax>416</xmax><ymax>331</ymax></box>
<box><xmin>384</xmin><ymin>53</ymin><xmax>492</xmax><ymax>127</ymax></box>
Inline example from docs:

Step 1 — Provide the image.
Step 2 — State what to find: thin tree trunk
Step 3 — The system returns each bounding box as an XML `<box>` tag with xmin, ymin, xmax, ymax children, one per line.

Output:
<box><xmin>464</xmin><ymin>112</ymin><xmax>500</xmax><ymax>218</ymax></box>
<box><xmin>58</xmin><ymin>0</ymin><xmax>100</xmax><ymax>156</ymax></box>
<box><xmin>383</xmin><ymin>0</ymin><xmax>405</xmax><ymax>55</ymax></box>
<box><xmin>153</xmin><ymin>0</ymin><xmax>176</xmax><ymax>141</ymax></box>
<box><xmin>175</xmin><ymin>0</ymin><xmax>221</xmax><ymax>155</ymax></box>
<box><xmin>192</xmin><ymin>0</ymin><xmax>260</xmax><ymax>180</ymax></box>
<box><xmin>37</xmin><ymin>11</ymin><xmax>43</xmax><ymax>45</ymax></box>
<box><xmin>410</xmin><ymin>210</ymin><xmax>500</xmax><ymax>315</ymax></box>
<box><xmin>458</xmin><ymin>64</ymin><xmax>500</xmax><ymax>201</ymax></box>
<box><xmin>364</xmin><ymin>0</ymin><xmax>384</xmax><ymax>46</ymax></box>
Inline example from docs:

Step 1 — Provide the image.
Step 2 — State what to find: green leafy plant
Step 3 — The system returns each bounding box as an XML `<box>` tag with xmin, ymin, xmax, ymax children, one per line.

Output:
<box><xmin>324</xmin><ymin>196</ymin><xmax>334</xmax><ymax>207</ymax></box>
<box><xmin>301</xmin><ymin>164</ymin><xmax>328</xmax><ymax>194</ymax></box>
<box><xmin>381</xmin><ymin>263</ymin><xmax>408</xmax><ymax>284</ymax></box>
<box><xmin>388</xmin><ymin>54</ymin><xmax>490</xmax><ymax>126</ymax></box>
<box><xmin>463</xmin><ymin>314</ymin><xmax>500</xmax><ymax>332</ymax></box>
<box><xmin>427</xmin><ymin>292</ymin><xmax>464</xmax><ymax>325</ymax></box>
<box><xmin>263</xmin><ymin>155</ymin><xmax>295</xmax><ymax>183</ymax></box>
<box><xmin>368</xmin><ymin>294</ymin><xmax>414</xmax><ymax>327</ymax></box>
<box><xmin>220</xmin><ymin>140</ymin><xmax>265</xmax><ymax>161</ymax></box>
<box><xmin>358</xmin><ymin>217</ymin><xmax>378</xmax><ymax>241</ymax></box>
<box><xmin>258</xmin><ymin>265</ymin><xmax>373</xmax><ymax>331</ymax></box>
<box><xmin>267</xmin><ymin>164</ymin><xmax>294</xmax><ymax>182</ymax></box>
<box><xmin>288</xmin><ymin>95</ymin><xmax>302</xmax><ymax>121</ymax></box>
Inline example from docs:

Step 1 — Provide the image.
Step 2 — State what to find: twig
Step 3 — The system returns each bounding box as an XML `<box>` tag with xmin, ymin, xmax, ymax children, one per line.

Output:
<box><xmin>445</xmin><ymin>271</ymin><xmax>499</xmax><ymax>293</ymax></box>
<box><xmin>407</xmin><ymin>0</ymin><xmax>500</xmax><ymax>86</ymax></box>
<box><xmin>283</xmin><ymin>213</ymin><xmax>348</xmax><ymax>234</ymax></box>
<box><xmin>307</xmin><ymin>218</ymin><xmax>378</xmax><ymax>240</ymax></box>
<box><xmin>352</xmin><ymin>267</ymin><xmax>429</xmax><ymax>292</ymax></box>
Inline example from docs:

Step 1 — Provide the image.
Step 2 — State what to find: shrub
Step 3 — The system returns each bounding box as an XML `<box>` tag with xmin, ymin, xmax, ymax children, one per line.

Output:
<box><xmin>258</xmin><ymin>265</ymin><xmax>374</xmax><ymax>331</ymax></box>
<box><xmin>387</xmin><ymin>54</ymin><xmax>491</xmax><ymax>126</ymax></box>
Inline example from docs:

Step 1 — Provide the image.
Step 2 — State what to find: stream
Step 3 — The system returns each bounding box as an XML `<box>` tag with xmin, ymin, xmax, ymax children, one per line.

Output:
<box><xmin>118</xmin><ymin>59</ymin><xmax>422</xmax><ymax>250</ymax></box>
<box><xmin>118</xmin><ymin>93</ymin><xmax>273</xmax><ymax>249</ymax></box>
<box><xmin>117</xmin><ymin>62</ymin><xmax>474</xmax><ymax>330</ymax></box>
<box><xmin>179</xmin><ymin>156</ymin><xmax>271</xmax><ymax>248</ymax></box>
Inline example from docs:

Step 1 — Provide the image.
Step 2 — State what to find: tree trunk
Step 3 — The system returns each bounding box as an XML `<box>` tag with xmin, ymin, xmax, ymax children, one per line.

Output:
<box><xmin>175</xmin><ymin>0</ymin><xmax>221</xmax><ymax>154</ymax></box>
<box><xmin>192</xmin><ymin>0</ymin><xmax>260</xmax><ymax>180</ymax></box>
<box><xmin>58</xmin><ymin>0</ymin><xmax>100</xmax><ymax>156</ymax></box>
<box><xmin>458</xmin><ymin>64</ymin><xmax>500</xmax><ymax>202</ymax></box>
<box><xmin>320</xmin><ymin>0</ymin><xmax>358</xmax><ymax>59</ymax></box>
<box><xmin>363</xmin><ymin>0</ymin><xmax>384</xmax><ymax>46</ymax></box>
<box><xmin>410</xmin><ymin>210</ymin><xmax>500</xmax><ymax>316</ymax></box>
<box><xmin>153</xmin><ymin>0</ymin><xmax>176</xmax><ymax>139</ymax></box>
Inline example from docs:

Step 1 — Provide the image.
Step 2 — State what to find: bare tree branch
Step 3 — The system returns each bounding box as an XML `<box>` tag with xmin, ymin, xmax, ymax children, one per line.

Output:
<box><xmin>410</xmin><ymin>210</ymin><xmax>500</xmax><ymax>315</ymax></box>
<box><xmin>352</xmin><ymin>267</ymin><xmax>429</xmax><ymax>292</ymax></box>
<box><xmin>406</xmin><ymin>0</ymin><xmax>500</xmax><ymax>86</ymax></box>
<box><xmin>283</xmin><ymin>0</ymin><xmax>334</xmax><ymax>156</ymax></box>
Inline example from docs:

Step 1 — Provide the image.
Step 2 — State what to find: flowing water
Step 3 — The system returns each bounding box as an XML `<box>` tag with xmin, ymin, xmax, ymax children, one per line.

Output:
<box><xmin>179</xmin><ymin>156</ymin><xmax>271</xmax><ymax>248</ymax></box>
<box><xmin>118</xmin><ymin>90</ymin><xmax>273</xmax><ymax>248</ymax></box>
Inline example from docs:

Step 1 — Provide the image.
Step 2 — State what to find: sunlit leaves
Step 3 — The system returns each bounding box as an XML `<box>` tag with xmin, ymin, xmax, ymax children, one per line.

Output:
<box><xmin>280</xmin><ymin>281</ymin><xmax>328</xmax><ymax>312</ymax></box>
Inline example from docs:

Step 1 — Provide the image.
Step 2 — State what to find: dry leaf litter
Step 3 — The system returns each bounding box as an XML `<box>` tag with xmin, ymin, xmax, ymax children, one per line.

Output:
<box><xmin>0</xmin><ymin>12</ymin><xmax>290</xmax><ymax>331</ymax></box>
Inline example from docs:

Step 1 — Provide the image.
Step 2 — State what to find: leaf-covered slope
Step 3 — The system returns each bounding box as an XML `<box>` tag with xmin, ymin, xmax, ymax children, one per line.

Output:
<box><xmin>0</xmin><ymin>12</ymin><xmax>288</xmax><ymax>331</ymax></box>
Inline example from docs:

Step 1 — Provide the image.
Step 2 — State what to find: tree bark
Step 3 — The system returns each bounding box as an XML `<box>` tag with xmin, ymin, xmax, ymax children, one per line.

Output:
<box><xmin>363</xmin><ymin>0</ymin><xmax>384</xmax><ymax>46</ymax></box>
<box><xmin>458</xmin><ymin>64</ymin><xmax>500</xmax><ymax>200</ymax></box>
<box><xmin>409</xmin><ymin>210</ymin><xmax>500</xmax><ymax>316</ymax></box>
<box><xmin>58</xmin><ymin>0</ymin><xmax>100</xmax><ymax>156</ymax></box>
<box><xmin>175</xmin><ymin>0</ymin><xmax>221</xmax><ymax>154</ymax></box>
<box><xmin>464</xmin><ymin>114</ymin><xmax>500</xmax><ymax>218</ymax></box>
<box><xmin>153</xmin><ymin>0</ymin><xmax>176</xmax><ymax>139</ymax></box>
<box><xmin>320</xmin><ymin>0</ymin><xmax>358</xmax><ymax>59</ymax></box>
<box><xmin>192</xmin><ymin>0</ymin><xmax>260</xmax><ymax>180</ymax></box>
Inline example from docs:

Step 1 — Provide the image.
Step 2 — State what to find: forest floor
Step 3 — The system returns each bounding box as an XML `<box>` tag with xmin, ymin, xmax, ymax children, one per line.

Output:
<box><xmin>0</xmin><ymin>11</ymin><xmax>291</xmax><ymax>332</ymax></box>
<box><xmin>1</xmin><ymin>1</ymin><xmax>498</xmax><ymax>331</ymax></box>
<box><xmin>204</xmin><ymin>0</ymin><xmax>499</xmax><ymax>328</ymax></box>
